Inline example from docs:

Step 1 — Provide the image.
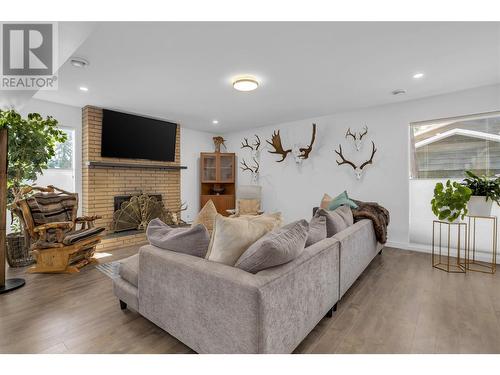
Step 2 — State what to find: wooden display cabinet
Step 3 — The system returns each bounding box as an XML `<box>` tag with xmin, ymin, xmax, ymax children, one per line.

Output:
<box><xmin>200</xmin><ymin>152</ymin><xmax>236</xmax><ymax>216</ymax></box>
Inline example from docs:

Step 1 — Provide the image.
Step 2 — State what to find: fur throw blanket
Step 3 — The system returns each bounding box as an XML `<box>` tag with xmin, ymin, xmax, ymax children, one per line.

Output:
<box><xmin>351</xmin><ymin>200</ymin><xmax>390</xmax><ymax>244</ymax></box>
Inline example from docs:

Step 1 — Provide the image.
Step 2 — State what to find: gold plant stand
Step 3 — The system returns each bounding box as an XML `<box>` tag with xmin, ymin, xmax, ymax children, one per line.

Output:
<box><xmin>463</xmin><ymin>215</ymin><xmax>497</xmax><ymax>274</ymax></box>
<box><xmin>432</xmin><ymin>220</ymin><xmax>467</xmax><ymax>273</ymax></box>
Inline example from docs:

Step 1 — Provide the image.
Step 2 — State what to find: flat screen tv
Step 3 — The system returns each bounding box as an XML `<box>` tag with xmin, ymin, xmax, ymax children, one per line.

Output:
<box><xmin>101</xmin><ymin>109</ymin><xmax>177</xmax><ymax>162</ymax></box>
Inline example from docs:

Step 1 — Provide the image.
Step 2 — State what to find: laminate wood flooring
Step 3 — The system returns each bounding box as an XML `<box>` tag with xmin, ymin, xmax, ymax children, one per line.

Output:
<box><xmin>1</xmin><ymin>246</ymin><xmax>500</xmax><ymax>353</ymax></box>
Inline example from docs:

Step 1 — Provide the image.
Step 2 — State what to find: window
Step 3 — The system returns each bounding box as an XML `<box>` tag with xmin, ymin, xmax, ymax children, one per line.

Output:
<box><xmin>35</xmin><ymin>127</ymin><xmax>76</xmax><ymax>194</ymax></box>
<box><xmin>410</xmin><ymin>112</ymin><xmax>500</xmax><ymax>179</ymax></box>
<box><xmin>47</xmin><ymin>128</ymin><xmax>74</xmax><ymax>169</ymax></box>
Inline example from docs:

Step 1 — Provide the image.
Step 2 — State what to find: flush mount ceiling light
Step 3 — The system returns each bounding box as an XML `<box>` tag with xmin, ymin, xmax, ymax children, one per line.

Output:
<box><xmin>232</xmin><ymin>76</ymin><xmax>259</xmax><ymax>92</ymax></box>
<box><xmin>413</xmin><ymin>72</ymin><xmax>424</xmax><ymax>79</ymax></box>
<box><xmin>70</xmin><ymin>57</ymin><xmax>90</xmax><ymax>68</ymax></box>
<box><xmin>391</xmin><ymin>88</ymin><xmax>406</xmax><ymax>95</ymax></box>
<box><xmin>79</xmin><ymin>86</ymin><xmax>89</xmax><ymax>92</ymax></box>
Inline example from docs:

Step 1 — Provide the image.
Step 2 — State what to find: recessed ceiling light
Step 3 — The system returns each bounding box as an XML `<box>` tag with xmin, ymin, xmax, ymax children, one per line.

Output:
<box><xmin>413</xmin><ymin>72</ymin><xmax>424</xmax><ymax>79</ymax></box>
<box><xmin>232</xmin><ymin>76</ymin><xmax>259</xmax><ymax>92</ymax></box>
<box><xmin>391</xmin><ymin>89</ymin><xmax>406</xmax><ymax>95</ymax></box>
<box><xmin>70</xmin><ymin>57</ymin><xmax>90</xmax><ymax>68</ymax></box>
<box><xmin>79</xmin><ymin>86</ymin><xmax>89</xmax><ymax>92</ymax></box>
<box><xmin>212</xmin><ymin>120</ymin><xmax>219</xmax><ymax>125</ymax></box>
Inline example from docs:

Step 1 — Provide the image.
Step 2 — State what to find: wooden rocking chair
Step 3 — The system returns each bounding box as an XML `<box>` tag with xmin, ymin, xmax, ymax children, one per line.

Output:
<box><xmin>11</xmin><ymin>185</ymin><xmax>105</xmax><ymax>274</ymax></box>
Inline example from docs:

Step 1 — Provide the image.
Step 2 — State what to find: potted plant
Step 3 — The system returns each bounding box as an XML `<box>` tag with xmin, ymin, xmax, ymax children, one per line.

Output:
<box><xmin>431</xmin><ymin>180</ymin><xmax>472</xmax><ymax>222</ymax></box>
<box><xmin>461</xmin><ymin>170</ymin><xmax>500</xmax><ymax>216</ymax></box>
<box><xmin>0</xmin><ymin>109</ymin><xmax>67</xmax><ymax>267</ymax></box>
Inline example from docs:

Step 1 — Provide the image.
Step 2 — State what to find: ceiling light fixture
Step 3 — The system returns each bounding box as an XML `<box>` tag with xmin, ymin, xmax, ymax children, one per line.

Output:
<box><xmin>212</xmin><ymin>120</ymin><xmax>219</xmax><ymax>125</ymax></box>
<box><xmin>413</xmin><ymin>72</ymin><xmax>424</xmax><ymax>79</ymax></box>
<box><xmin>70</xmin><ymin>57</ymin><xmax>90</xmax><ymax>68</ymax></box>
<box><xmin>79</xmin><ymin>86</ymin><xmax>89</xmax><ymax>92</ymax></box>
<box><xmin>232</xmin><ymin>76</ymin><xmax>259</xmax><ymax>92</ymax></box>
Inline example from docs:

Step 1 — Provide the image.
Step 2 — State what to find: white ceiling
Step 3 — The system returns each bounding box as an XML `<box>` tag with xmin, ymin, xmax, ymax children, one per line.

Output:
<box><xmin>35</xmin><ymin>22</ymin><xmax>500</xmax><ymax>132</ymax></box>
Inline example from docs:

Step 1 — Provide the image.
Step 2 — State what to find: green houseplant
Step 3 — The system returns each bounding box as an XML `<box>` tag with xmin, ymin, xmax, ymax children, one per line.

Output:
<box><xmin>431</xmin><ymin>180</ymin><xmax>472</xmax><ymax>222</ymax></box>
<box><xmin>0</xmin><ymin>109</ymin><xmax>67</xmax><ymax>266</ymax></box>
<box><xmin>461</xmin><ymin>170</ymin><xmax>500</xmax><ymax>216</ymax></box>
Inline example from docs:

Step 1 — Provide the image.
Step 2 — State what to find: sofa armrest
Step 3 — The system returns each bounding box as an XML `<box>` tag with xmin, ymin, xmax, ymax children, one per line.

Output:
<box><xmin>254</xmin><ymin>237</ymin><xmax>340</xmax><ymax>353</ymax></box>
<box><xmin>334</xmin><ymin>219</ymin><xmax>378</xmax><ymax>298</ymax></box>
<box><xmin>138</xmin><ymin>245</ymin><xmax>263</xmax><ymax>354</ymax></box>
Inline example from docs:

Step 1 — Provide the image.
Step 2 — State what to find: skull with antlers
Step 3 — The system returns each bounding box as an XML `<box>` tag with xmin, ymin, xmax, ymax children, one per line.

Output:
<box><xmin>240</xmin><ymin>135</ymin><xmax>261</xmax><ymax>158</ymax></box>
<box><xmin>240</xmin><ymin>157</ymin><xmax>260</xmax><ymax>182</ymax></box>
<box><xmin>335</xmin><ymin>141</ymin><xmax>377</xmax><ymax>179</ymax></box>
<box><xmin>345</xmin><ymin>125</ymin><xmax>368</xmax><ymax>151</ymax></box>
<box><xmin>267</xmin><ymin>124</ymin><xmax>316</xmax><ymax>164</ymax></box>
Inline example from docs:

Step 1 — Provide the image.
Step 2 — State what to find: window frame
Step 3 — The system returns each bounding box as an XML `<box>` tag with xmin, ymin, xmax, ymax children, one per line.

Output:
<box><xmin>409</xmin><ymin>110</ymin><xmax>500</xmax><ymax>180</ymax></box>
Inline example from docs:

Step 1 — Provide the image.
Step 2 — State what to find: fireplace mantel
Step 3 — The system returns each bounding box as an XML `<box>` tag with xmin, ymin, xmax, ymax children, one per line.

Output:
<box><xmin>86</xmin><ymin>161</ymin><xmax>187</xmax><ymax>170</ymax></box>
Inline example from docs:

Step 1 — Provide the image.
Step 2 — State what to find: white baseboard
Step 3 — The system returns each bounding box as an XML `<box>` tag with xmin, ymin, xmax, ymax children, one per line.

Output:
<box><xmin>385</xmin><ymin>240</ymin><xmax>497</xmax><ymax>264</ymax></box>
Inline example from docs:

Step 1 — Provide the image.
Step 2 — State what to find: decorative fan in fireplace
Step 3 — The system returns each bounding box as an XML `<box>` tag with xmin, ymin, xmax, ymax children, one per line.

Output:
<box><xmin>112</xmin><ymin>194</ymin><xmax>166</xmax><ymax>232</ymax></box>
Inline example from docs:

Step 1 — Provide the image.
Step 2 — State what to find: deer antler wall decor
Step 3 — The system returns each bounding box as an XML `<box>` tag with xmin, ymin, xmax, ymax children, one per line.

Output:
<box><xmin>240</xmin><ymin>157</ymin><xmax>260</xmax><ymax>183</ymax></box>
<box><xmin>345</xmin><ymin>125</ymin><xmax>368</xmax><ymax>151</ymax></box>
<box><xmin>298</xmin><ymin>123</ymin><xmax>316</xmax><ymax>160</ymax></box>
<box><xmin>266</xmin><ymin>130</ymin><xmax>292</xmax><ymax>162</ymax></box>
<box><xmin>240</xmin><ymin>135</ymin><xmax>261</xmax><ymax>152</ymax></box>
<box><xmin>335</xmin><ymin>141</ymin><xmax>377</xmax><ymax>180</ymax></box>
<box><xmin>266</xmin><ymin>123</ymin><xmax>317</xmax><ymax>163</ymax></box>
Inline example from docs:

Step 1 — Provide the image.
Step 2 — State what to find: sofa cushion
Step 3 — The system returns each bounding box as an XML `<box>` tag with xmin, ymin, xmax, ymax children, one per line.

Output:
<box><xmin>146</xmin><ymin>218</ymin><xmax>210</xmax><ymax>258</ymax></box>
<box><xmin>192</xmin><ymin>200</ymin><xmax>218</xmax><ymax>235</ymax></box>
<box><xmin>315</xmin><ymin>206</ymin><xmax>353</xmax><ymax>237</ymax></box>
<box><xmin>206</xmin><ymin>213</ymin><xmax>282</xmax><ymax>266</ymax></box>
<box><xmin>320</xmin><ymin>193</ymin><xmax>333</xmax><ymax>209</ymax></box>
<box><xmin>235</xmin><ymin>219</ymin><xmax>309</xmax><ymax>273</ymax></box>
<box><xmin>62</xmin><ymin>226</ymin><xmax>105</xmax><ymax>245</ymax></box>
<box><xmin>306</xmin><ymin>214</ymin><xmax>327</xmax><ymax>247</ymax></box>
<box><xmin>327</xmin><ymin>191</ymin><xmax>358</xmax><ymax>210</ymax></box>
<box><xmin>119</xmin><ymin>254</ymin><xmax>139</xmax><ymax>287</ymax></box>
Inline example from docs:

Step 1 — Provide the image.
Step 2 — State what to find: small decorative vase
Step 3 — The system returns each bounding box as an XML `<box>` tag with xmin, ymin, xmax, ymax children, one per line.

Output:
<box><xmin>467</xmin><ymin>196</ymin><xmax>493</xmax><ymax>217</ymax></box>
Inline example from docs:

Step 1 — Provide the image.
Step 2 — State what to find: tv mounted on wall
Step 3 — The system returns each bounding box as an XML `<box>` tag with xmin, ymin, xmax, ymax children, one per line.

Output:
<box><xmin>101</xmin><ymin>109</ymin><xmax>177</xmax><ymax>162</ymax></box>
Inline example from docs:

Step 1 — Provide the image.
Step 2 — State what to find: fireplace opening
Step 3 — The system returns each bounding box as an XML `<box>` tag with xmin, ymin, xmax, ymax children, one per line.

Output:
<box><xmin>112</xmin><ymin>193</ymin><xmax>164</xmax><ymax>233</ymax></box>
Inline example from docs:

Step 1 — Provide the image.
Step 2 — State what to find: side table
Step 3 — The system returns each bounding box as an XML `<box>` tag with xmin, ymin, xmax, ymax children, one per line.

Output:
<box><xmin>432</xmin><ymin>220</ymin><xmax>467</xmax><ymax>273</ymax></box>
<box><xmin>464</xmin><ymin>215</ymin><xmax>497</xmax><ymax>274</ymax></box>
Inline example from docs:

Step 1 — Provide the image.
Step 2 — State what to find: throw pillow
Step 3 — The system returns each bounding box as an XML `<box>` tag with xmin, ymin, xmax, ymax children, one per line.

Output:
<box><xmin>146</xmin><ymin>218</ymin><xmax>210</xmax><ymax>258</ymax></box>
<box><xmin>327</xmin><ymin>191</ymin><xmax>358</xmax><ymax>210</ymax></box>
<box><xmin>235</xmin><ymin>219</ymin><xmax>309</xmax><ymax>274</ymax></box>
<box><xmin>206</xmin><ymin>213</ymin><xmax>282</xmax><ymax>265</ymax></box>
<box><xmin>320</xmin><ymin>193</ymin><xmax>332</xmax><ymax>209</ymax></box>
<box><xmin>238</xmin><ymin>199</ymin><xmax>260</xmax><ymax>215</ymax></box>
<box><xmin>192</xmin><ymin>200</ymin><xmax>218</xmax><ymax>235</ymax></box>
<box><xmin>306</xmin><ymin>214</ymin><xmax>327</xmax><ymax>247</ymax></box>
<box><xmin>315</xmin><ymin>206</ymin><xmax>353</xmax><ymax>237</ymax></box>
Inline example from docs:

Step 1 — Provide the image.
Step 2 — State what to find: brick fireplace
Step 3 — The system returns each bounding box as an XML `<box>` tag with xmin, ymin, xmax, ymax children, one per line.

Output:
<box><xmin>82</xmin><ymin>106</ymin><xmax>183</xmax><ymax>251</ymax></box>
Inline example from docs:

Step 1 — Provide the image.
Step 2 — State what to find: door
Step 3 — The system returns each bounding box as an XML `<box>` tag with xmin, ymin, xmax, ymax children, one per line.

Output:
<box><xmin>201</xmin><ymin>154</ymin><xmax>217</xmax><ymax>183</ymax></box>
<box><xmin>218</xmin><ymin>154</ymin><xmax>234</xmax><ymax>183</ymax></box>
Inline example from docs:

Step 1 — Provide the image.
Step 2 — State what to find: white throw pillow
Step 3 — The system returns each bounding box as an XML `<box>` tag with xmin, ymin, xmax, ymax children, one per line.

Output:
<box><xmin>206</xmin><ymin>213</ymin><xmax>282</xmax><ymax>266</ymax></box>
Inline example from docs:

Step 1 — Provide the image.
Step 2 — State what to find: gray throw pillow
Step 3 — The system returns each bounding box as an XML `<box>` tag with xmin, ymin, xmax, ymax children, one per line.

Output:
<box><xmin>306</xmin><ymin>214</ymin><xmax>327</xmax><ymax>247</ymax></box>
<box><xmin>315</xmin><ymin>206</ymin><xmax>353</xmax><ymax>237</ymax></box>
<box><xmin>146</xmin><ymin>218</ymin><xmax>210</xmax><ymax>258</ymax></box>
<box><xmin>235</xmin><ymin>219</ymin><xmax>309</xmax><ymax>274</ymax></box>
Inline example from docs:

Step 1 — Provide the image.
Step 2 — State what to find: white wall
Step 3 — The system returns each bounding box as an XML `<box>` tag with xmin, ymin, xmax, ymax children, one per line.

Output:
<box><xmin>180</xmin><ymin>127</ymin><xmax>217</xmax><ymax>222</ymax></box>
<box><xmin>223</xmin><ymin>84</ymin><xmax>500</xmax><ymax>248</ymax></box>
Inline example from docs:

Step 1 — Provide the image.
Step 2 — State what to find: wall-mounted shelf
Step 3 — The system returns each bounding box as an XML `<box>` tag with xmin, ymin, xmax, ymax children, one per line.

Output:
<box><xmin>86</xmin><ymin>161</ymin><xmax>187</xmax><ymax>170</ymax></box>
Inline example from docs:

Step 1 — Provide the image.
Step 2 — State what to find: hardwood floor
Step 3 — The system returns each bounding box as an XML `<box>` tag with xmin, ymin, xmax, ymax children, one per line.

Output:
<box><xmin>1</xmin><ymin>246</ymin><xmax>500</xmax><ymax>354</ymax></box>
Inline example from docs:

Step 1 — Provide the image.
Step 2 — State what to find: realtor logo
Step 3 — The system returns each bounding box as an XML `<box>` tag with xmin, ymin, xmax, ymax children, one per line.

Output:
<box><xmin>1</xmin><ymin>22</ymin><xmax>58</xmax><ymax>90</ymax></box>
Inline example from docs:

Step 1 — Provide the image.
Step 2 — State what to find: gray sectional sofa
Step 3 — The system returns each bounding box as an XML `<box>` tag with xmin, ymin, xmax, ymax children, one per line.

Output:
<box><xmin>112</xmin><ymin>218</ymin><xmax>383</xmax><ymax>353</ymax></box>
